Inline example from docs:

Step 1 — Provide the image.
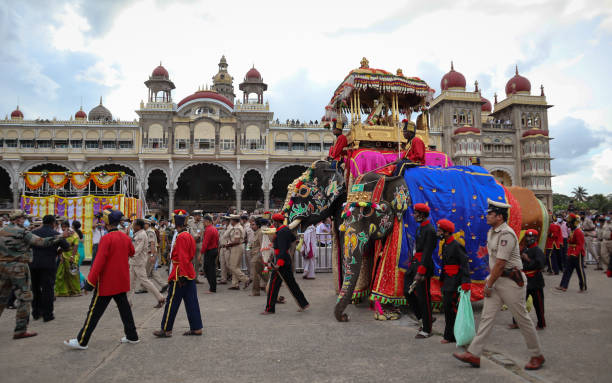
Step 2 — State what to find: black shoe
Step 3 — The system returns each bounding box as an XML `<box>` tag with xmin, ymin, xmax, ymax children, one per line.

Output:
<box><xmin>135</xmin><ymin>290</ymin><xmax>148</xmax><ymax>294</ymax></box>
<box><xmin>43</xmin><ymin>315</ymin><xmax>55</xmax><ymax>322</ymax></box>
<box><xmin>160</xmin><ymin>285</ymin><xmax>168</xmax><ymax>293</ymax></box>
<box><xmin>32</xmin><ymin>314</ymin><xmax>40</xmax><ymax>321</ymax></box>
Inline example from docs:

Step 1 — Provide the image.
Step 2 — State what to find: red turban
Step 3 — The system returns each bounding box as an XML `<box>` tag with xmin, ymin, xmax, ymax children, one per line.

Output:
<box><xmin>272</xmin><ymin>213</ymin><xmax>285</xmax><ymax>222</ymax></box>
<box><xmin>437</xmin><ymin>219</ymin><xmax>455</xmax><ymax>233</ymax></box>
<box><xmin>414</xmin><ymin>203</ymin><xmax>430</xmax><ymax>213</ymax></box>
<box><xmin>525</xmin><ymin>229</ymin><xmax>539</xmax><ymax>237</ymax></box>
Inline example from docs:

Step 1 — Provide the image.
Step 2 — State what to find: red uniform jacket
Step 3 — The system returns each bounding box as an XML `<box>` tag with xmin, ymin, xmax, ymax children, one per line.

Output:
<box><xmin>567</xmin><ymin>228</ymin><xmax>585</xmax><ymax>257</ymax></box>
<box><xmin>200</xmin><ymin>224</ymin><xmax>219</xmax><ymax>254</ymax></box>
<box><xmin>87</xmin><ymin>230</ymin><xmax>134</xmax><ymax>296</ymax></box>
<box><xmin>404</xmin><ymin>136</ymin><xmax>425</xmax><ymax>165</ymax></box>
<box><xmin>328</xmin><ymin>134</ymin><xmax>347</xmax><ymax>161</ymax></box>
<box><xmin>169</xmin><ymin>230</ymin><xmax>196</xmax><ymax>281</ymax></box>
<box><xmin>545</xmin><ymin>223</ymin><xmax>563</xmax><ymax>249</ymax></box>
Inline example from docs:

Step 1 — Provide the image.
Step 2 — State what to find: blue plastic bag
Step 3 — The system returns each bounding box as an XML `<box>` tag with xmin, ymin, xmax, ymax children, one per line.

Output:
<box><xmin>454</xmin><ymin>287</ymin><xmax>475</xmax><ymax>346</ymax></box>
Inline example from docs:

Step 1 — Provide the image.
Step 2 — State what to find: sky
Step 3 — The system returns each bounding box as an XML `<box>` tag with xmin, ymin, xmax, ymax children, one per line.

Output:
<box><xmin>1</xmin><ymin>0</ymin><xmax>611</xmax><ymax>196</ymax></box>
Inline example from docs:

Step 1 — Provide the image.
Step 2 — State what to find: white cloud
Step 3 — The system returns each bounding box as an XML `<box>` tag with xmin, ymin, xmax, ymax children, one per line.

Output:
<box><xmin>4</xmin><ymin>0</ymin><xmax>612</xmax><ymax>194</ymax></box>
<box><xmin>592</xmin><ymin>148</ymin><xmax>612</xmax><ymax>182</ymax></box>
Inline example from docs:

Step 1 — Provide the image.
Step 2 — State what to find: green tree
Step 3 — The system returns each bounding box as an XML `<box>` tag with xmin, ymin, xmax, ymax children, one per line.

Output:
<box><xmin>572</xmin><ymin>186</ymin><xmax>588</xmax><ymax>202</ymax></box>
<box><xmin>553</xmin><ymin>193</ymin><xmax>571</xmax><ymax>211</ymax></box>
<box><xmin>586</xmin><ymin>194</ymin><xmax>611</xmax><ymax>212</ymax></box>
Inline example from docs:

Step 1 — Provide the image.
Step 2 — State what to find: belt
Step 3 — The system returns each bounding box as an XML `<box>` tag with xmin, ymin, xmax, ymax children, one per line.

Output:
<box><xmin>443</xmin><ymin>264</ymin><xmax>459</xmax><ymax>276</ymax></box>
<box><xmin>413</xmin><ymin>252</ymin><xmax>423</xmax><ymax>262</ymax></box>
<box><xmin>524</xmin><ymin>270</ymin><xmax>538</xmax><ymax>277</ymax></box>
<box><xmin>0</xmin><ymin>257</ymin><xmax>21</xmax><ymax>262</ymax></box>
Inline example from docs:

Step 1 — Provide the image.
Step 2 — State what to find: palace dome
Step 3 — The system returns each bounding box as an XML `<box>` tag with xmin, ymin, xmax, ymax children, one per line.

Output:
<box><xmin>245</xmin><ymin>67</ymin><xmax>262</xmax><ymax>80</ymax></box>
<box><xmin>505</xmin><ymin>66</ymin><xmax>531</xmax><ymax>95</ymax></box>
<box><xmin>89</xmin><ymin>97</ymin><xmax>112</xmax><ymax>121</ymax></box>
<box><xmin>454</xmin><ymin>125</ymin><xmax>480</xmax><ymax>135</ymax></box>
<box><xmin>10</xmin><ymin>106</ymin><xmax>23</xmax><ymax>118</ymax></box>
<box><xmin>481</xmin><ymin>96</ymin><xmax>492</xmax><ymax>112</ymax></box>
<box><xmin>152</xmin><ymin>64</ymin><xmax>169</xmax><ymax>79</ymax></box>
<box><xmin>440</xmin><ymin>62</ymin><xmax>466</xmax><ymax>91</ymax></box>
<box><xmin>177</xmin><ymin>90</ymin><xmax>234</xmax><ymax>109</ymax></box>
<box><xmin>75</xmin><ymin>108</ymin><xmax>87</xmax><ymax>119</ymax></box>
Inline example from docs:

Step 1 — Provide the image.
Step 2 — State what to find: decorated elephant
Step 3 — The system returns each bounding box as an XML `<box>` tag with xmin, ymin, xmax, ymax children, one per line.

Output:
<box><xmin>284</xmin><ymin>160</ymin><xmax>548</xmax><ymax>322</ymax></box>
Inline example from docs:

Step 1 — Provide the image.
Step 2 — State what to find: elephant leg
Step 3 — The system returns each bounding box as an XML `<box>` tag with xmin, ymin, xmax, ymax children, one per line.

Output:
<box><xmin>353</xmin><ymin>245</ymin><xmax>373</xmax><ymax>304</ymax></box>
<box><xmin>332</xmin><ymin>227</ymin><xmax>341</xmax><ymax>294</ymax></box>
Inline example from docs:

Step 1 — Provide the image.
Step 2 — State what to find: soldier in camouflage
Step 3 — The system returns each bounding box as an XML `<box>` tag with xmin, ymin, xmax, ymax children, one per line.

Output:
<box><xmin>0</xmin><ymin>210</ymin><xmax>71</xmax><ymax>339</ymax></box>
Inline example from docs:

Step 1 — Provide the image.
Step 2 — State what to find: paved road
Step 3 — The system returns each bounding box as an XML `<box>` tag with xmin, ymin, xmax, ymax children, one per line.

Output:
<box><xmin>1</xmin><ymin>266</ymin><xmax>610</xmax><ymax>383</ymax></box>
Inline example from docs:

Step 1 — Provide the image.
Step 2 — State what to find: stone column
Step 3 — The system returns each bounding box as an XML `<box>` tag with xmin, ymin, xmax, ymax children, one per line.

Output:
<box><xmin>168</xmin><ymin>189</ymin><xmax>175</xmax><ymax>219</ymax></box>
<box><xmin>12</xmin><ymin>184</ymin><xmax>19</xmax><ymax>210</ymax></box>
<box><xmin>263</xmin><ymin>188</ymin><xmax>270</xmax><ymax>211</ymax></box>
<box><xmin>236</xmin><ymin>189</ymin><xmax>242</xmax><ymax>212</ymax></box>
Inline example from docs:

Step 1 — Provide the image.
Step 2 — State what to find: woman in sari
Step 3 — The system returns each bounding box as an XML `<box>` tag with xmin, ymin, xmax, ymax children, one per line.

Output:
<box><xmin>55</xmin><ymin>221</ymin><xmax>83</xmax><ymax>297</ymax></box>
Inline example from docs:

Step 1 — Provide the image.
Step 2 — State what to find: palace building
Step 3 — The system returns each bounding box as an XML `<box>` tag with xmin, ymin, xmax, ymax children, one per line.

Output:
<box><xmin>0</xmin><ymin>58</ymin><xmax>553</xmax><ymax>215</ymax></box>
<box><xmin>428</xmin><ymin>62</ymin><xmax>553</xmax><ymax>209</ymax></box>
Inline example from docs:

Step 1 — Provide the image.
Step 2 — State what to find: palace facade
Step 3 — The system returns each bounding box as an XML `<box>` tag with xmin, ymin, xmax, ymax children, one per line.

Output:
<box><xmin>0</xmin><ymin>58</ymin><xmax>553</xmax><ymax>215</ymax></box>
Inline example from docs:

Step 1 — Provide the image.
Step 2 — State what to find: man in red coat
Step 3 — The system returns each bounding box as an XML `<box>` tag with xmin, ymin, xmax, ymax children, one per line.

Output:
<box><xmin>64</xmin><ymin>206</ymin><xmax>138</xmax><ymax>350</ymax></box>
<box><xmin>545</xmin><ymin>220</ymin><xmax>563</xmax><ymax>274</ymax></box>
<box><xmin>154</xmin><ymin>210</ymin><xmax>203</xmax><ymax>337</ymax></box>
<box><xmin>402</xmin><ymin>120</ymin><xmax>425</xmax><ymax>165</ymax></box>
<box><xmin>557</xmin><ymin>214</ymin><xmax>587</xmax><ymax>292</ymax></box>
<box><xmin>327</xmin><ymin>119</ymin><xmax>347</xmax><ymax>169</ymax></box>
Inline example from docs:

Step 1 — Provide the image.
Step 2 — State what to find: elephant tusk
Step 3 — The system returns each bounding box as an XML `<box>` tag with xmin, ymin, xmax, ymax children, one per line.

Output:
<box><xmin>288</xmin><ymin>219</ymin><xmax>302</xmax><ymax>230</ymax></box>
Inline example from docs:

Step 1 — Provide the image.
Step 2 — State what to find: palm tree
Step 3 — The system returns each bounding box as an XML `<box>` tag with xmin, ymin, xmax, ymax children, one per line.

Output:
<box><xmin>572</xmin><ymin>186</ymin><xmax>588</xmax><ymax>202</ymax></box>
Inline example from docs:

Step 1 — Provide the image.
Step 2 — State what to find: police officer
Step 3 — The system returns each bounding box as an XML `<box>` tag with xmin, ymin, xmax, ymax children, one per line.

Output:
<box><xmin>454</xmin><ymin>199</ymin><xmax>545</xmax><ymax>370</ymax></box>
<box><xmin>188</xmin><ymin>210</ymin><xmax>205</xmax><ymax>283</ymax></box>
<box><xmin>0</xmin><ymin>210</ymin><xmax>70</xmax><ymax>339</ymax></box>
<box><xmin>404</xmin><ymin>203</ymin><xmax>436</xmax><ymax>339</ymax></box>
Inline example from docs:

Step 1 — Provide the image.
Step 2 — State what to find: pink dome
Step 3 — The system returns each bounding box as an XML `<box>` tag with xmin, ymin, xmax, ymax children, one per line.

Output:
<box><xmin>177</xmin><ymin>90</ymin><xmax>233</xmax><ymax>109</ymax></box>
<box><xmin>11</xmin><ymin>107</ymin><xmax>23</xmax><ymax>118</ymax></box>
<box><xmin>152</xmin><ymin>64</ymin><xmax>169</xmax><ymax>79</ymax></box>
<box><xmin>505</xmin><ymin>66</ymin><xmax>531</xmax><ymax>95</ymax></box>
<box><xmin>75</xmin><ymin>109</ymin><xmax>87</xmax><ymax>119</ymax></box>
<box><xmin>440</xmin><ymin>62</ymin><xmax>466</xmax><ymax>91</ymax></box>
<box><xmin>245</xmin><ymin>67</ymin><xmax>261</xmax><ymax>80</ymax></box>
<box><xmin>481</xmin><ymin>97</ymin><xmax>492</xmax><ymax>112</ymax></box>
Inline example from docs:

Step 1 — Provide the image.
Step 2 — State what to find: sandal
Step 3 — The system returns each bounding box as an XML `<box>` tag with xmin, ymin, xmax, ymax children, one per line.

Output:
<box><xmin>154</xmin><ymin>299</ymin><xmax>165</xmax><ymax>308</ymax></box>
<box><xmin>153</xmin><ymin>330</ymin><xmax>172</xmax><ymax>338</ymax></box>
<box><xmin>277</xmin><ymin>296</ymin><xmax>286</xmax><ymax>304</ymax></box>
<box><xmin>183</xmin><ymin>330</ymin><xmax>203</xmax><ymax>336</ymax></box>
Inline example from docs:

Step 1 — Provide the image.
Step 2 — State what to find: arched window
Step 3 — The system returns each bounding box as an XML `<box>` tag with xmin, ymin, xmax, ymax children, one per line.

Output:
<box><xmin>534</xmin><ymin>113</ymin><xmax>540</xmax><ymax>128</ymax></box>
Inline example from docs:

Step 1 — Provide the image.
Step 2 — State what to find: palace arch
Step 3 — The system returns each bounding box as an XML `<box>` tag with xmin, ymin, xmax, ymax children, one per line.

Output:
<box><xmin>491</xmin><ymin>169</ymin><xmax>513</xmax><ymax>186</ymax></box>
<box><xmin>270</xmin><ymin>164</ymin><xmax>308</xmax><ymax>209</ymax></box>
<box><xmin>175</xmin><ymin>163</ymin><xmax>235</xmax><ymax>213</ymax></box>
<box><xmin>241</xmin><ymin>169</ymin><xmax>264</xmax><ymax>211</ymax></box>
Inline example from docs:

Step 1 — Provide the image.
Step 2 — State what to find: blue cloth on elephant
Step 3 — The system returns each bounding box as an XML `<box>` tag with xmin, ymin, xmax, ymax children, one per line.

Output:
<box><xmin>399</xmin><ymin>165</ymin><xmax>507</xmax><ymax>283</ymax></box>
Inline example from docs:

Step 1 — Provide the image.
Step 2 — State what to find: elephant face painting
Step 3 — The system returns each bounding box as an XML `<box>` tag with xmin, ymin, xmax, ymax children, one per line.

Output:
<box><xmin>283</xmin><ymin>161</ymin><xmax>346</xmax><ymax>227</ymax></box>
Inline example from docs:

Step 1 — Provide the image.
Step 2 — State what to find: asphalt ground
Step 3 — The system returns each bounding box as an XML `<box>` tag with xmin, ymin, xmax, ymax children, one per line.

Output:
<box><xmin>0</xmin><ymin>266</ymin><xmax>611</xmax><ymax>383</ymax></box>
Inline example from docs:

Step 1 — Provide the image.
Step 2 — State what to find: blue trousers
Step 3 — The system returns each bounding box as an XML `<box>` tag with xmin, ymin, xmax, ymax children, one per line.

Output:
<box><xmin>546</xmin><ymin>248</ymin><xmax>561</xmax><ymax>274</ymax></box>
<box><xmin>160</xmin><ymin>279</ymin><xmax>203</xmax><ymax>332</ymax></box>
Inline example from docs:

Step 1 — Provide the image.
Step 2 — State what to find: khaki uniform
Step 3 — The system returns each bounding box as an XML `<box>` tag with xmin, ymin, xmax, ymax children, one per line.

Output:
<box><xmin>189</xmin><ymin>220</ymin><xmax>205</xmax><ymax>280</ymax></box>
<box><xmin>600</xmin><ymin>222</ymin><xmax>612</xmax><ymax>268</ymax></box>
<box><xmin>468</xmin><ymin>222</ymin><xmax>542</xmax><ymax>357</ymax></box>
<box><xmin>582</xmin><ymin>217</ymin><xmax>599</xmax><ymax>266</ymax></box>
<box><xmin>129</xmin><ymin>229</ymin><xmax>163</xmax><ymax>303</ymax></box>
<box><xmin>146</xmin><ymin>228</ymin><xmax>167</xmax><ymax>288</ymax></box>
<box><xmin>0</xmin><ymin>223</ymin><xmax>63</xmax><ymax>335</ymax></box>
<box><xmin>250</xmin><ymin>228</ymin><xmax>268</xmax><ymax>294</ymax></box>
<box><xmin>221</xmin><ymin>223</ymin><xmax>248</xmax><ymax>287</ymax></box>
<box><xmin>218</xmin><ymin>227</ymin><xmax>230</xmax><ymax>283</ymax></box>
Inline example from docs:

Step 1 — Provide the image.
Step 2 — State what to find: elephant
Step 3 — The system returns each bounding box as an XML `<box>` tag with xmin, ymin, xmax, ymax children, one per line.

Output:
<box><xmin>285</xmin><ymin>160</ymin><xmax>549</xmax><ymax>323</ymax></box>
<box><xmin>283</xmin><ymin>160</ymin><xmax>412</xmax><ymax>321</ymax></box>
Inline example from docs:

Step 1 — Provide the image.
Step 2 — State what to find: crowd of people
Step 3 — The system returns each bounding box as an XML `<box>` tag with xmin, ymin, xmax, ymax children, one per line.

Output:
<box><xmin>0</xmin><ymin>200</ymin><xmax>610</xmax><ymax>372</ymax></box>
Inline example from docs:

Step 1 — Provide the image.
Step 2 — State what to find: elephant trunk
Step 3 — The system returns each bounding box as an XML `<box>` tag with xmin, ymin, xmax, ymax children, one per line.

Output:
<box><xmin>334</xmin><ymin>242</ymin><xmax>363</xmax><ymax>322</ymax></box>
